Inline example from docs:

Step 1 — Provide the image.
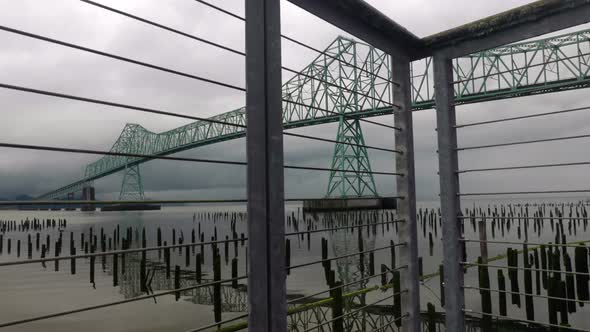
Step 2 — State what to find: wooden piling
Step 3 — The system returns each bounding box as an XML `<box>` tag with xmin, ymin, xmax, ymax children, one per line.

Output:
<box><xmin>478</xmin><ymin>257</ymin><xmax>492</xmax><ymax>332</ymax></box>
<box><xmin>90</xmin><ymin>255</ymin><xmax>95</xmax><ymax>287</ymax></box>
<box><xmin>70</xmin><ymin>247</ymin><xmax>76</xmax><ymax>275</ymax></box>
<box><xmin>427</xmin><ymin>302</ymin><xmax>436</xmax><ymax>332</ymax></box>
<box><xmin>564</xmin><ymin>253</ymin><xmax>576</xmax><ymax>313</ymax></box>
<box><xmin>113</xmin><ymin>253</ymin><xmax>118</xmax><ymax>286</ymax></box>
<box><xmin>232</xmin><ymin>257</ymin><xmax>238</xmax><ymax>289</ymax></box>
<box><xmin>185</xmin><ymin>245</ymin><xmax>190</xmax><ymax>267</ymax></box>
<box><xmin>121</xmin><ymin>251</ymin><xmax>126</xmax><ymax>276</ymax></box>
<box><xmin>418</xmin><ymin>257</ymin><xmax>423</xmax><ymax>278</ymax></box>
<box><xmin>165</xmin><ymin>246</ymin><xmax>171</xmax><ymax>279</ymax></box>
<box><xmin>213</xmin><ymin>250</ymin><xmax>222</xmax><ymax>324</ymax></box>
<box><xmin>174</xmin><ymin>265</ymin><xmax>180</xmax><ymax>301</ymax></box>
<box><xmin>575</xmin><ymin>244</ymin><xmax>589</xmax><ymax>304</ymax></box>
<box><xmin>286</xmin><ymin>238</ymin><xmax>291</xmax><ymax>275</ymax></box>
<box><xmin>393</xmin><ymin>270</ymin><xmax>401</xmax><ymax>327</ymax></box>
<box><xmin>439</xmin><ymin>265</ymin><xmax>445</xmax><ymax>307</ymax></box>
<box><xmin>196</xmin><ymin>253</ymin><xmax>202</xmax><ymax>283</ymax></box>
<box><xmin>40</xmin><ymin>244</ymin><xmax>46</xmax><ymax>268</ymax></box>
<box><xmin>507</xmin><ymin>248</ymin><xmax>521</xmax><ymax>307</ymax></box>
<box><xmin>331</xmin><ymin>281</ymin><xmax>344</xmax><ymax>332</ymax></box>
<box><xmin>140</xmin><ymin>251</ymin><xmax>146</xmax><ymax>292</ymax></box>
<box><xmin>498</xmin><ymin>269</ymin><xmax>507</xmax><ymax>316</ymax></box>
<box><xmin>390</xmin><ymin>240</ymin><xmax>396</xmax><ymax>269</ymax></box>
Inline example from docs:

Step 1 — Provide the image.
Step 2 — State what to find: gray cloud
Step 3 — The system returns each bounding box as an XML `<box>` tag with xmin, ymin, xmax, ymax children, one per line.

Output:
<box><xmin>0</xmin><ymin>0</ymin><xmax>589</xmax><ymax>203</ymax></box>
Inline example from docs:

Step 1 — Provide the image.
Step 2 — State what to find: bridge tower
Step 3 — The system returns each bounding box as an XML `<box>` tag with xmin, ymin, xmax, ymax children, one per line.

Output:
<box><xmin>119</xmin><ymin>164</ymin><xmax>145</xmax><ymax>201</ymax></box>
<box><xmin>326</xmin><ymin>115</ymin><xmax>377</xmax><ymax>198</ymax></box>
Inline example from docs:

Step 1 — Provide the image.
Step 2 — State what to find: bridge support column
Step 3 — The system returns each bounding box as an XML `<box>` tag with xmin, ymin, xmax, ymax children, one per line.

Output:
<box><xmin>81</xmin><ymin>184</ymin><xmax>96</xmax><ymax>211</ymax></box>
<box><xmin>392</xmin><ymin>55</ymin><xmax>420</xmax><ymax>332</ymax></box>
<box><xmin>245</xmin><ymin>0</ymin><xmax>286</xmax><ymax>331</ymax></box>
<box><xmin>326</xmin><ymin>116</ymin><xmax>377</xmax><ymax>198</ymax></box>
<box><xmin>434</xmin><ymin>54</ymin><xmax>465</xmax><ymax>332</ymax></box>
<box><xmin>119</xmin><ymin>164</ymin><xmax>145</xmax><ymax>201</ymax></box>
<box><xmin>66</xmin><ymin>192</ymin><xmax>74</xmax><ymax>200</ymax></box>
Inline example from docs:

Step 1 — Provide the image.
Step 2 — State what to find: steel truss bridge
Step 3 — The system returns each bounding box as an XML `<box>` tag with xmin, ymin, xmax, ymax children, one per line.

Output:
<box><xmin>40</xmin><ymin>27</ymin><xmax>590</xmax><ymax>200</ymax></box>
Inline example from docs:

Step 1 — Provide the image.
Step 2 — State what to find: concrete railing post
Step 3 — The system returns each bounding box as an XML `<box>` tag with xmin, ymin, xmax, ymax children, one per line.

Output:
<box><xmin>392</xmin><ymin>55</ymin><xmax>420</xmax><ymax>332</ymax></box>
<box><xmin>245</xmin><ymin>0</ymin><xmax>287</xmax><ymax>331</ymax></box>
<box><xmin>433</xmin><ymin>54</ymin><xmax>466</xmax><ymax>331</ymax></box>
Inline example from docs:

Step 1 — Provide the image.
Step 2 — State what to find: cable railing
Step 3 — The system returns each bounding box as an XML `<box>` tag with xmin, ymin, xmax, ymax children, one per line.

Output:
<box><xmin>445</xmin><ymin>89</ymin><xmax>590</xmax><ymax>331</ymax></box>
<box><xmin>0</xmin><ymin>207</ymin><xmax>409</xmax><ymax>331</ymax></box>
<box><xmin>0</xmin><ymin>142</ymin><xmax>403</xmax><ymax>178</ymax></box>
<box><xmin>11</xmin><ymin>0</ymin><xmax>590</xmax><ymax>331</ymax></box>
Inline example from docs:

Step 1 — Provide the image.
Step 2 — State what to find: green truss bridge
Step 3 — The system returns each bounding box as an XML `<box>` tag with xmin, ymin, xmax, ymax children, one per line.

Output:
<box><xmin>40</xmin><ymin>27</ymin><xmax>590</xmax><ymax>200</ymax></box>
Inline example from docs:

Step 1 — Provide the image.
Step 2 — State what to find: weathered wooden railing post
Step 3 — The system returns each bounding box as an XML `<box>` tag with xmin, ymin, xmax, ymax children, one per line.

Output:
<box><xmin>434</xmin><ymin>53</ymin><xmax>466</xmax><ymax>331</ymax></box>
<box><xmin>245</xmin><ymin>0</ymin><xmax>287</xmax><ymax>330</ymax></box>
<box><xmin>393</xmin><ymin>55</ymin><xmax>420</xmax><ymax>332</ymax></box>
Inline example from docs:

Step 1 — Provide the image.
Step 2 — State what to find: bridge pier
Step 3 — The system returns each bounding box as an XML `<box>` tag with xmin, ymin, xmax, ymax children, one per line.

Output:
<box><xmin>81</xmin><ymin>185</ymin><xmax>96</xmax><ymax>211</ymax></box>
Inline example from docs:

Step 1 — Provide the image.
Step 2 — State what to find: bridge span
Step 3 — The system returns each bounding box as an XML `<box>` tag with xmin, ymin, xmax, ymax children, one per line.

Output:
<box><xmin>40</xmin><ymin>27</ymin><xmax>590</xmax><ymax>200</ymax></box>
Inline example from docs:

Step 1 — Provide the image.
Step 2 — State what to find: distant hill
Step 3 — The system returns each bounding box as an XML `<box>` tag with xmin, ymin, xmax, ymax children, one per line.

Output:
<box><xmin>0</xmin><ymin>194</ymin><xmax>33</xmax><ymax>201</ymax></box>
<box><xmin>14</xmin><ymin>194</ymin><xmax>33</xmax><ymax>201</ymax></box>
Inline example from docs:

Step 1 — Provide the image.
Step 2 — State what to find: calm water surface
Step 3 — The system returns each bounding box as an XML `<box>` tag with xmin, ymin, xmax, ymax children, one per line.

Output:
<box><xmin>0</xmin><ymin>200</ymin><xmax>587</xmax><ymax>331</ymax></box>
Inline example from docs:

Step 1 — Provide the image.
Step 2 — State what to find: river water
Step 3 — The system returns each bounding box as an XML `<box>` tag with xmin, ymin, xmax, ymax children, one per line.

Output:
<box><xmin>0</xmin><ymin>200</ymin><xmax>587</xmax><ymax>331</ymax></box>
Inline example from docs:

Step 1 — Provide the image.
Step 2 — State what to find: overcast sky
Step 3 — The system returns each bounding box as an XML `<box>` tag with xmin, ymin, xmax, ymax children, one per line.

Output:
<box><xmin>0</xmin><ymin>0</ymin><xmax>589</xmax><ymax>202</ymax></box>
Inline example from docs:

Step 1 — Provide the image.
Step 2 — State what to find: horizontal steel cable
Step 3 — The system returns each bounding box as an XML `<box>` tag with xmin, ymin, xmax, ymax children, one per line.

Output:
<box><xmin>289</xmin><ymin>242</ymin><xmax>407</xmax><ymax>270</ymax></box>
<box><xmin>80</xmin><ymin>1</ymin><xmax>398</xmax><ymax>112</ymax></box>
<box><xmin>0</xmin><ymin>199</ymin><xmax>248</xmax><ymax>206</ymax></box>
<box><xmin>194</xmin><ymin>0</ymin><xmax>243</xmax><ymax>20</ymax></box>
<box><xmin>0</xmin><ymin>82</ymin><xmax>245</xmax><ymax>128</ymax></box>
<box><xmin>284</xmin><ymin>164</ymin><xmax>402</xmax><ymax>176</ymax></box>
<box><xmin>457</xmin><ymin>134</ymin><xmax>590</xmax><ymax>151</ymax></box>
<box><xmin>463</xmin><ymin>308</ymin><xmax>589</xmax><ymax>332</ymax></box>
<box><xmin>0</xmin><ymin>196</ymin><xmax>401</xmax><ymax>206</ymax></box>
<box><xmin>283</xmin><ymin>132</ymin><xmax>399</xmax><ymax>153</ymax></box>
<box><xmin>0</xmin><ymin>25</ymin><xmax>245</xmax><ymax>92</ymax></box>
<box><xmin>286</xmin><ymin>265</ymin><xmax>408</xmax><ymax>305</ymax></box>
<box><xmin>455</xmin><ymin>105</ymin><xmax>590</xmax><ymax>128</ymax></box>
<box><xmin>0</xmin><ymin>237</ymin><xmax>248</xmax><ymax>267</ymax></box>
<box><xmin>285</xmin><ymin>219</ymin><xmax>405</xmax><ymax>236</ymax></box>
<box><xmin>0</xmin><ymin>142</ymin><xmax>246</xmax><ymax>166</ymax></box>
<box><xmin>1</xmin><ymin>87</ymin><xmax>398</xmax><ymax>157</ymax></box>
<box><xmin>0</xmin><ymin>27</ymin><xmax>401</xmax><ymax>147</ymax></box>
<box><xmin>461</xmin><ymin>261</ymin><xmax>590</xmax><ymax>278</ymax></box>
<box><xmin>0</xmin><ymin>213</ymin><xmax>406</xmax><ymax>264</ymax></box>
<box><xmin>0</xmin><ymin>142</ymin><xmax>402</xmax><ymax>177</ymax></box>
<box><xmin>81</xmin><ymin>0</ymin><xmax>245</xmax><ymax>57</ymax></box>
<box><xmin>372</xmin><ymin>317</ymin><xmax>407</xmax><ymax>332</ymax></box>
<box><xmin>463</xmin><ymin>285</ymin><xmax>590</xmax><ymax>304</ymax></box>
<box><xmin>458</xmin><ymin>160</ymin><xmax>590</xmax><ymax>173</ymax></box>
<box><xmin>459</xmin><ymin>189</ymin><xmax>590</xmax><ymax>196</ymax></box>
<box><xmin>0</xmin><ymin>275</ymin><xmax>248</xmax><ymax>328</ymax></box>
<box><xmin>192</xmin><ymin>0</ymin><xmax>400</xmax><ymax>87</ymax></box>
<box><xmin>303</xmin><ymin>292</ymin><xmax>407</xmax><ymax>332</ymax></box>
<box><xmin>0</xmin><ymin>25</ymin><xmax>401</xmax><ymax>132</ymax></box>
<box><xmin>0</xmin><ymin>84</ymin><xmax>398</xmax><ymax>155</ymax></box>
<box><xmin>282</xmin><ymin>99</ymin><xmax>402</xmax><ymax>131</ymax></box>
<box><xmin>461</xmin><ymin>238</ymin><xmax>590</xmax><ymax>248</ymax></box>
<box><xmin>458</xmin><ymin>216</ymin><xmax>588</xmax><ymax>222</ymax></box>
<box><xmin>186</xmin><ymin>313</ymin><xmax>249</xmax><ymax>332</ymax></box>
